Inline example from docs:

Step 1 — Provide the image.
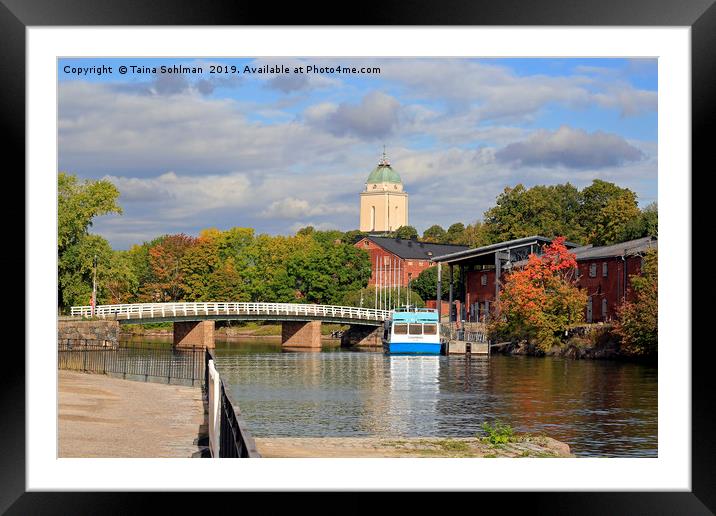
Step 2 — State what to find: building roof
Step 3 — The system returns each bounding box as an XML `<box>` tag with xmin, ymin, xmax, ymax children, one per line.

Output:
<box><xmin>431</xmin><ymin>235</ymin><xmax>580</xmax><ymax>263</ymax></box>
<box><xmin>363</xmin><ymin>236</ymin><xmax>469</xmax><ymax>260</ymax></box>
<box><xmin>572</xmin><ymin>236</ymin><xmax>657</xmax><ymax>260</ymax></box>
<box><xmin>366</xmin><ymin>154</ymin><xmax>402</xmax><ymax>184</ymax></box>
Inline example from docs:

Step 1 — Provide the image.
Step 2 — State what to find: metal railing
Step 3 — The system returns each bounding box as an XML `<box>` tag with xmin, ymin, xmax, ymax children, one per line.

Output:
<box><xmin>71</xmin><ymin>302</ymin><xmax>390</xmax><ymax>323</ymax></box>
<box><xmin>440</xmin><ymin>323</ymin><xmax>489</xmax><ymax>343</ymax></box>
<box><xmin>58</xmin><ymin>343</ymin><xmax>204</xmax><ymax>386</ymax></box>
<box><xmin>204</xmin><ymin>348</ymin><xmax>260</xmax><ymax>458</ymax></box>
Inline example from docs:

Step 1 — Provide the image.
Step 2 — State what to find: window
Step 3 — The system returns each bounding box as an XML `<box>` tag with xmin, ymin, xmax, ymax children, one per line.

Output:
<box><xmin>602</xmin><ymin>298</ymin><xmax>608</xmax><ymax>317</ymax></box>
<box><xmin>602</xmin><ymin>262</ymin><xmax>608</xmax><ymax>277</ymax></box>
<box><xmin>393</xmin><ymin>324</ymin><xmax>408</xmax><ymax>335</ymax></box>
<box><xmin>481</xmin><ymin>274</ymin><xmax>487</xmax><ymax>286</ymax></box>
<box><xmin>408</xmin><ymin>324</ymin><xmax>422</xmax><ymax>335</ymax></box>
<box><xmin>423</xmin><ymin>324</ymin><xmax>437</xmax><ymax>335</ymax></box>
<box><xmin>370</xmin><ymin>206</ymin><xmax>375</xmax><ymax>231</ymax></box>
<box><xmin>589</xmin><ymin>263</ymin><xmax>597</xmax><ymax>277</ymax></box>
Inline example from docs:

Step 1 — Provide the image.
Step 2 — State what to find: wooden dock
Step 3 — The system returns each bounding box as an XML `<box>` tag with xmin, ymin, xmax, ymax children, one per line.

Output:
<box><xmin>446</xmin><ymin>340</ymin><xmax>490</xmax><ymax>355</ymax></box>
<box><xmin>58</xmin><ymin>370</ymin><xmax>205</xmax><ymax>458</ymax></box>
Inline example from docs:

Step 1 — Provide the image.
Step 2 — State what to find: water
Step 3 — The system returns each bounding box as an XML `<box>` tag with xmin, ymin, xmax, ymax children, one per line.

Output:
<box><xmin>124</xmin><ymin>336</ymin><xmax>658</xmax><ymax>457</ymax></box>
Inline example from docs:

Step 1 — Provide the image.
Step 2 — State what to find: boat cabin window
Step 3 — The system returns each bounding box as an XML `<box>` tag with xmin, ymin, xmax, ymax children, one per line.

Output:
<box><xmin>423</xmin><ymin>323</ymin><xmax>437</xmax><ymax>335</ymax></box>
<box><xmin>393</xmin><ymin>324</ymin><xmax>408</xmax><ymax>335</ymax></box>
<box><xmin>409</xmin><ymin>324</ymin><xmax>423</xmax><ymax>335</ymax></box>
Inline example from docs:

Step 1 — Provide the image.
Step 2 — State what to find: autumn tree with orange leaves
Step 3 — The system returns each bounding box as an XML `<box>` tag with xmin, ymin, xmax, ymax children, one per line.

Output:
<box><xmin>492</xmin><ymin>237</ymin><xmax>586</xmax><ymax>352</ymax></box>
<box><xmin>140</xmin><ymin>234</ymin><xmax>197</xmax><ymax>302</ymax></box>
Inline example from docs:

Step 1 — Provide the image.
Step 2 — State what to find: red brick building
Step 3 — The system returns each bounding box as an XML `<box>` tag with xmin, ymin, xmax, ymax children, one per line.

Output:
<box><xmin>354</xmin><ymin>236</ymin><xmax>469</xmax><ymax>288</ymax></box>
<box><xmin>571</xmin><ymin>237</ymin><xmax>656</xmax><ymax>322</ymax></box>
<box><xmin>431</xmin><ymin>235</ymin><xmax>657</xmax><ymax>323</ymax></box>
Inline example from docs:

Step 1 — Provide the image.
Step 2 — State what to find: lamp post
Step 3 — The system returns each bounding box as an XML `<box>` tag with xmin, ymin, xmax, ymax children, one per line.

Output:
<box><xmin>407</xmin><ymin>272</ymin><xmax>412</xmax><ymax>308</ymax></box>
<box><xmin>91</xmin><ymin>254</ymin><xmax>98</xmax><ymax>317</ymax></box>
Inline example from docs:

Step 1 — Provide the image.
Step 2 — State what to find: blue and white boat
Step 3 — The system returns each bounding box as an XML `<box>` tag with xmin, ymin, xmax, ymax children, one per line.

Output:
<box><xmin>382</xmin><ymin>307</ymin><xmax>442</xmax><ymax>355</ymax></box>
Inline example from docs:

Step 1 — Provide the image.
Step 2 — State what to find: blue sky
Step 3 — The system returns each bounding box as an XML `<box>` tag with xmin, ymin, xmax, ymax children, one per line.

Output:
<box><xmin>58</xmin><ymin>57</ymin><xmax>657</xmax><ymax>249</ymax></box>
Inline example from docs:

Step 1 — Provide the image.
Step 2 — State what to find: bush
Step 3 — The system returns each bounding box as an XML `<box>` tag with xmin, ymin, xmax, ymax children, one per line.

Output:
<box><xmin>615</xmin><ymin>248</ymin><xmax>657</xmax><ymax>357</ymax></box>
<box><xmin>492</xmin><ymin>237</ymin><xmax>586</xmax><ymax>352</ymax></box>
<box><xmin>481</xmin><ymin>420</ymin><xmax>515</xmax><ymax>445</ymax></box>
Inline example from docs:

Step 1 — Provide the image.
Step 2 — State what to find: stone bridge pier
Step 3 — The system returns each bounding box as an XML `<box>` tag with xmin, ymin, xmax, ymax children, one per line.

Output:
<box><xmin>173</xmin><ymin>320</ymin><xmax>215</xmax><ymax>348</ymax></box>
<box><xmin>281</xmin><ymin>320</ymin><xmax>322</xmax><ymax>349</ymax></box>
<box><xmin>341</xmin><ymin>325</ymin><xmax>384</xmax><ymax>348</ymax></box>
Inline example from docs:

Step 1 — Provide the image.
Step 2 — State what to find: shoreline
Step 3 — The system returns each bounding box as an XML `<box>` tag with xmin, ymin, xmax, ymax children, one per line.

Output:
<box><xmin>119</xmin><ymin>331</ymin><xmax>341</xmax><ymax>341</ymax></box>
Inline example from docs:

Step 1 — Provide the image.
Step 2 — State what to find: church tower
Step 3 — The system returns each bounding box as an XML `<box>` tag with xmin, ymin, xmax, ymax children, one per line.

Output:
<box><xmin>359</xmin><ymin>150</ymin><xmax>408</xmax><ymax>233</ymax></box>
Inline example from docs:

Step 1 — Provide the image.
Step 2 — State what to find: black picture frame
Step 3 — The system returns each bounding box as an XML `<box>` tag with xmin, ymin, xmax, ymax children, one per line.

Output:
<box><xmin>4</xmin><ymin>0</ymin><xmax>709</xmax><ymax>511</ymax></box>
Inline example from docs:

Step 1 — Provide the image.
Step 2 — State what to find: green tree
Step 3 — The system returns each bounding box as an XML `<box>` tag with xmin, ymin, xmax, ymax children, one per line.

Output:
<box><xmin>579</xmin><ymin>180</ymin><xmax>639</xmax><ymax>245</ymax></box>
<box><xmin>455</xmin><ymin>221</ymin><xmax>492</xmax><ymax>248</ymax></box>
<box><xmin>295</xmin><ymin>225</ymin><xmax>315</xmax><ymax>236</ymax></box>
<box><xmin>445</xmin><ymin>222</ymin><xmax>466</xmax><ymax>244</ymax></box>
<box><xmin>620</xmin><ymin>202</ymin><xmax>658</xmax><ymax>241</ymax></box>
<box><xmin>206</xmin><ymin>257</ymin><xmax>248</xmax><ymax>301</ymax></box>
<box><xmin>58</xmin><ymin>173</ymin><xmax>122</xmax><ymax>254</ymax></box>
<box><xmin>394</xmin><ymin>225</ymin><xmax>418</xmax><ymax>240</ymax></box>
<box><xmin>58</xmin><ymin>234</ymin><xmax>112</xmax><ymax>308</ymax></box>
<box><xmin>615</xmin><ymin>249</ymin><xmax>657</xmax><ymax>357</ymax></box>
<box><xmin>286</xmin><ymin>240</ymin><xmax>371</xmax><ymax>304</ymax></box>
<box><xmin>422</xmin><ymin>224</ymin><xmax>447</xmax><ymax>243</ymax></box>
<box><xmin>180</xmin><ymin>236</ymin><xmax>222</xmax><ymax>301</ymax></box>
<box><xmin>245</xmin><ymin>233</ymin><xmax>308</xmax><ymax>301</ymax></box>
<box><xmin>588</xmin><ymin>191</ymin><xmax>641</xmax><ymax>245</ymax></box>
<box><xmin>57</xmin><ymin>173</ymin><xmax>122</xmax><ymax>310</ymax></box>
<box><xmin>343</xmin><ymin>229</ymin><xmax>369</xmax><ymax>244</ymax></box>
<box><xmin>103</xmin><ymin>250</ymin><xmax>139</xmax><ymax>304</ymax></box>
<box><xmin>343</xmin><ymin>286</ymin><xmax>424</xmax><ymax>309</ymax></box>
<box><xmin>311</xmin><ymin>229</ymin><xmax>346</xmax><ymax>246</ymax></box>
<box><xmin>410</xmin><ymin>264</ymin><xmax>462</xmax><ymax>302</ymax></box>
<box><xmin>483</xmin><ymin>183</ymin><xmax>585</xmax><ymax>244</ymax></box>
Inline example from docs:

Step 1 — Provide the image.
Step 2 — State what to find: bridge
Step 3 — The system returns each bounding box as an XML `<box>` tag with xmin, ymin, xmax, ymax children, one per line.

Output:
<box><xmin>71</xmin><ymin>302</ymin><xmax>390</xmax><ymax>349</ymax></box>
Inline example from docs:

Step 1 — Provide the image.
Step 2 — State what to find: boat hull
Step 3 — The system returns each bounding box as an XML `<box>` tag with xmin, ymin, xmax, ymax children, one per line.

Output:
<box><xmin>384</xmin><ymin>342</ymin><xmax>442</xmax><ymax>355</ymax></box>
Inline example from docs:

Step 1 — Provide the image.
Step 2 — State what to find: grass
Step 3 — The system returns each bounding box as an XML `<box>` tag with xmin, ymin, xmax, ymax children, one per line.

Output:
<box><xmin>436</xmin><ymin>439</ymin><xmax>470</xmax><ymax>452</ymax></box>
<box><xmin>376</xmin><ymin>436</ymin><xmax>565</xmax><ymax>458</ymax></box>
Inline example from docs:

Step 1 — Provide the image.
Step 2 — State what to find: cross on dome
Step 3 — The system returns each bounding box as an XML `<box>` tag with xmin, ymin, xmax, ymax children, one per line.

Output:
<box><xmin>379</xmin><ymin>144</ymin><xmax>391</xmax><ymax>166</ymax></box>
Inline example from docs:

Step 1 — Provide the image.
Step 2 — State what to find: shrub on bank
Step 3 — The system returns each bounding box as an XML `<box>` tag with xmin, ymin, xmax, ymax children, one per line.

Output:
<box><xmin>614</xmin><ymin>249</ymin><xmax>657</xmax><ymax>358</ymax></box>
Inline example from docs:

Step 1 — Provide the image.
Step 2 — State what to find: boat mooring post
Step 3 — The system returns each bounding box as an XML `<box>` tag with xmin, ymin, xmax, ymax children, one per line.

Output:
<box><xmin>448</xmin><ymin>264</ymin><xmax>454</xmax><ymax>324</ymax></box>
<box><xmin>436</xmin><ymin>264</ymin><xmax>442</xmax><ymax>322</ymax></box>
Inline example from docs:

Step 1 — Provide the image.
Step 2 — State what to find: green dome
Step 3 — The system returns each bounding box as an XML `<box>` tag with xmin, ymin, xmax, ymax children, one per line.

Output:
<box><xmin>366</xmin><ymin>163</ymin><xmax>402</xmax><ymax>184</ymax></box>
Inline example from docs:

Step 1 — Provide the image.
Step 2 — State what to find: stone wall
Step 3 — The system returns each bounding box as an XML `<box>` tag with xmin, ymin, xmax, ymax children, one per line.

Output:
<box><xmin>58</xmin><ymin>319</ymin><xmax>119</xmax><ymax>348</ymax></box>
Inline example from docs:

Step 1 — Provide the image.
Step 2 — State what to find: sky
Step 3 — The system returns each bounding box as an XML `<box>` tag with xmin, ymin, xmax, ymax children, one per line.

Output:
<box><xmin>58</xmin><ymin>57</ymin><xmax>658</xmax><ymax>250</ymax></box>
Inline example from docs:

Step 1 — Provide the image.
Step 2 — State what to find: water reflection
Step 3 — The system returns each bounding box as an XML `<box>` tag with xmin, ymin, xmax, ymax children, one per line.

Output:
<box><xmin>123</xmin><ymin>336</ymin><xmax>657</xmax><ymax>457</ymax></box>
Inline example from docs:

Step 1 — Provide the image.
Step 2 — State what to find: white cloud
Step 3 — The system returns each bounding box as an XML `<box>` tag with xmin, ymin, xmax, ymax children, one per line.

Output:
<box><xmin>59</xmin><ymin>81</ymin><xmax>353</xmax><ymax>177</ymax></box>
<box><xmin>260</xmin><ymin>197</ymin><xmax>352</xmax><ymax>219</ymax></box>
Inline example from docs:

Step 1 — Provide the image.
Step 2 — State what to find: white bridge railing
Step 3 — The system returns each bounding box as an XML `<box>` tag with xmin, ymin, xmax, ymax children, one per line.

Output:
<box><xmin>71</xmin><ymin>302</ymin><xmax>390</xmax><ymax>322</ymax></box>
